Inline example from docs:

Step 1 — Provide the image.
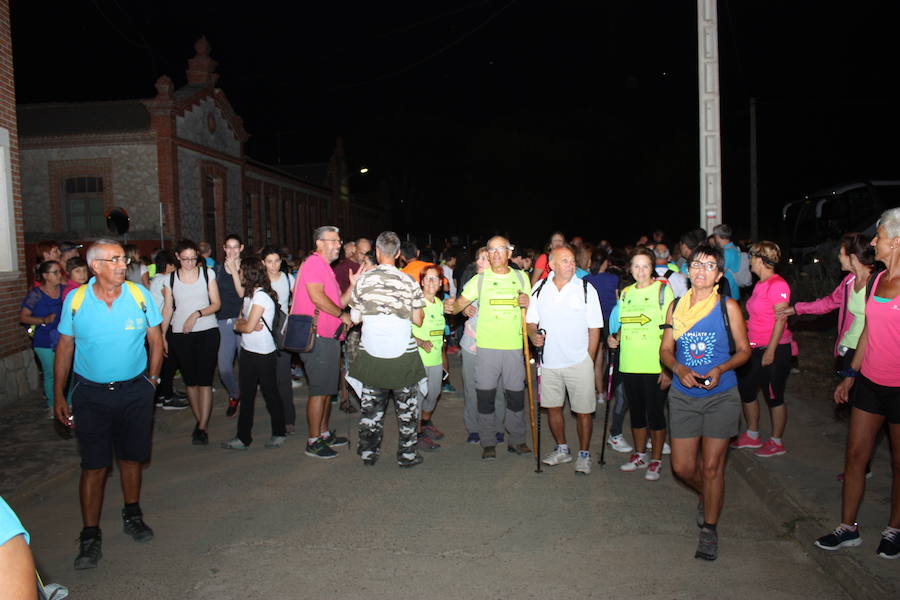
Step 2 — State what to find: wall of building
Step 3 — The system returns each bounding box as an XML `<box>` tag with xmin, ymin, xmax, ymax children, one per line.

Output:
<box><xmin>0</xmin><ymin>0</ymin><xmax>39</xmax><ymax>407</ymax></box>
<box><xmin>176</xmin><ymin>145</ymin><xmax>241</xmax><ymax>244</ymax></box>
<box><xmin>20</xmin><ymin>140</ymin><xmax>159</xmax><ymax>239</ymax></box>
<box><xmin>175</xmin><ymin>96</ymin><xmax>240</xmax><ymax>158</ymax></box>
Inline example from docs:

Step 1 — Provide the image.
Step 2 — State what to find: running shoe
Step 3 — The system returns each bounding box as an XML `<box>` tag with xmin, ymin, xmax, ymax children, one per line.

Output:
<box><xmin>162</xmin><ymin>397</ymin><xmax>189</xmax><ymax>411</ymax></box>
<box><xmin>74</xmin><ymin>531</ymin><xmax>102</xmax><ymax>570</ymax></box>
<box><xmin>122</xmin><ymin>510</ymin><xmax>154</xmax><ymax>542</ymax></box>
<box><xmin>398</xmin><ymin>454</ymin><xmax>424</xmax><ymax>469</ymax></box>
<box><xmin>574</xmin><ymin>452</ymin><xmax>592</xmax><ymax>475</ymax></box>
<box><xmin>877</xmin><ymin>528</ymin><xmax>900</xmax><ymax>559</ymax></box>
<box><xmin>221</xmin><ymin>437</ymin><xmax>249</xmax><ymax>450</ymax></box>
<box><xmin>466</xmin><ymin>432</ymin><xmax>480</xmax><ymax>444</ymax></box>
<box><xmin>225</xmin><ymin>397</ymin><xmax>239</xmax><ymax>417</ymax></box>
<box><xmin>607</xmin><ymin>434</ymin><xmax>633</xmax><ymax>454</ymax></box>
<box><xmin>423</xmin><ymin>423</ymin><xmax>444</xmax><ymax>440</ymax></box>
<box><xmin>322</xmin><ymin>430</ymin><xmax>348</xmax><ymax>447</ymax></box>
<box><xmin>730</xmin><ymin>431</ymin><xmax>763</xmax><ymax>449</ymax></box>
<box><xmin>305</xmin><ymin>438</ymin><xmax>337</xmax><ymax>459</ymax></box>
<box><xmin>754</xmin><ymin>439</ymin><xmax>786</xmax><ymax>457</ymax></box>
<box><xmin>645</xmin><ymin>459</ymin><xmax>663</xmax><ymax>481</ymax></box>
<box><xmin>265</xmin><ymin>436</ymin><xmax>286</xmax><ymax>449</ymax></box>
<box><xmin>815</xmin><ymin>525</ymin><xmax>862</xmax><ymax>550</ymax></box>
<box><xmin>645</xmin><ymin>439</ymin><xmax>671</xmax><ymax>455</ymax></box>
<box><xmin>441</xmin><ymin>382</ymin><xmax>456</xmax><ymax>392</ymax></box>
<box><xmin>192</xmin><ymin>427</ymin><xmax>209</xmax><ymax>445</ymax></box>
<box><xmin>418</xmin><ymin>434</ymin><xmax>441</xmax><ymax>451</ymax></box>
<box><xmin>482</xmin><ymin>446</ymin><xmax>496</xmax><ymax>460</ymax></box>
<box><xmin>695</xmin><ymin>528</ymin><xmax>718</xmax><ymax>561</ymax></box>
<box><xmin>507</xmin><ymin>443</ymin><xmax>531</xmax><ymax>456</ymax></box>
<box><xmin>620</xmin><ymin>452</ymin><xmax>649</xmax><ymax>472</ymax></box>
<box><xmin>542</xmin><ymin>446</ymin><xmax>573</xmax><ymax>466</ymax></box>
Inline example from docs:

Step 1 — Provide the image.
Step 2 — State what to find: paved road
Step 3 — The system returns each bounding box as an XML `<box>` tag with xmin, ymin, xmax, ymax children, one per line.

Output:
<box><xmin>7</xmin><ymin>363</ymin><xmax>848</xmax><ymax>600</ymax></box>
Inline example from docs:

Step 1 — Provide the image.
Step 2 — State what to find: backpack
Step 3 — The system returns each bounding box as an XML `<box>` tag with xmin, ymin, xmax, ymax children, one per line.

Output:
<box><xmin>734</xmin><ymin>251</ymin><xmax>752</xmax><ymax>287</ymax></box>
<box><xmin>532</xmin><ymin>277</ymin><xmax>589</xmax><ymax>303</ymax></box>
<box><xmin>70</xmin><ymin>282</ymin><xmax>148</xmax><ymax>332</ymax></box>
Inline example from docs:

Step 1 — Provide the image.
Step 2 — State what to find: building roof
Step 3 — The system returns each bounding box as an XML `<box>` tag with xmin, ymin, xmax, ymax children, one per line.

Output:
<box><xmin>17</xmin><ymin>100</ymin><xmax>150</xmax><ymax>137</ymax></box>
<box><xmin>273</xmin><ymin>163</ymin><xmax>330</xmax><ymax>187</ymax></box>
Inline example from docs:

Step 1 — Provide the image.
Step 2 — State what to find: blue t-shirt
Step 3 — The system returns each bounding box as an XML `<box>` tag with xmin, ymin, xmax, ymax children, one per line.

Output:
<box><xmin>21</xmin><ymin>285</ymin><xmax>64</xmax><ymax>348</ymax></box>
<box><xmin>672</xmin><ymin>299</ymin><xmax>737</xmax><ymax>396</ymax></box>
<box><xmin>0</xmin><ymin>497</ymin><xmax>29</xmax><ymax>545</ymax></box>
<box><xmin>57</xmin><ymin>278</ymin><xmax>163</xmax><ymax>382</ymax></box>
<box><xmin>584</xmin><ymin>272</ymin><xmax>619</xmax><ymax>327</ymax></box>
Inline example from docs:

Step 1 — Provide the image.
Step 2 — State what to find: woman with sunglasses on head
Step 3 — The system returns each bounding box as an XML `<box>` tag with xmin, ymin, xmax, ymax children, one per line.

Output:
<box><xmin>161</xmin><ymin>240</ymin><xmax>222</xmax><ymax>445</ymax></box>
<box><xmin>221</xmin><ymin>257</ymin><xmax>287</xmax><ymax>450</ymax></box>
<box><xmin>731</xmin><ymin>241</ymin><xmax>793</xmax><ymax>457</ymax></box>
<box><xmin>20</xmin><ymin>261</ymin><xmax>65</xmax><ymax>417</ymax></box>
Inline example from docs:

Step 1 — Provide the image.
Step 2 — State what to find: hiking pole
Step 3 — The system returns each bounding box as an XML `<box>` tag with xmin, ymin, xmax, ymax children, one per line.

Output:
<box><xmin>599</xmin><ymin>347</ymin><xmax>617</xmax><ymax>466</ymax></box>
<box><xmin>534</xmin><ymin>328</ymin><xmax>545</xmax><ymax>473</ymax></box>
<box><xmin>521</xmin><ymin>308</ymin><xmax>539</xmax><ymax>463</ymax></box>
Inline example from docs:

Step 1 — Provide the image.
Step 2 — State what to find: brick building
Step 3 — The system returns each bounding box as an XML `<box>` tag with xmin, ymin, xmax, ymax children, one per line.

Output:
<box><xmin>18</xmin><ymin>37</ymin><xmax>389</xmax><ymax>264</ymax></box>
<box><xmin>0</xmin><ymin>0</ymin><xmax>39</xmax><ymax>405</ymax></box>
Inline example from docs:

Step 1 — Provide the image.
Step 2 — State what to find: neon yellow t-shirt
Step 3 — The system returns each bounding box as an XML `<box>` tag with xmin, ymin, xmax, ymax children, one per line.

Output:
<box><xmin>460</xmin><ymin>268</ymin><xmax>531</xmax><ymax>350</ymax></box>
<box><xmin>412</xmin><ymin>297</ymin><xmax>445</xmax><ymax>367</ymax></box>
<box><xmin>618</xmin><ymin>281</ymin><xmax>673</xmax><ymax>374</ymax></box>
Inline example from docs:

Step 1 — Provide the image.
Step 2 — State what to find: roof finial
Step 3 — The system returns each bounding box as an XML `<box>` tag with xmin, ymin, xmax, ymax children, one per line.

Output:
<box><xmin>186</xmin><ymin>36</ymin><xmax>219</xmax><ymax>87</ymax></box>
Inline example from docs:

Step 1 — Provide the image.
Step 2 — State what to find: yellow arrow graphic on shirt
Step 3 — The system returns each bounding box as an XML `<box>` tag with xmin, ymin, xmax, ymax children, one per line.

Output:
<box><xmin>620</xmin><ymin>314</ymin><xmax>652</xmax><ymax>326</ymax></box>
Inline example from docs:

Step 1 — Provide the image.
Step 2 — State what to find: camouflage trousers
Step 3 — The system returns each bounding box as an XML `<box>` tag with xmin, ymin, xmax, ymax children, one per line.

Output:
<box><xmin>358</xmin><ymin>385</ymin><xmax>419</xmax><ymax>465</ymax></box>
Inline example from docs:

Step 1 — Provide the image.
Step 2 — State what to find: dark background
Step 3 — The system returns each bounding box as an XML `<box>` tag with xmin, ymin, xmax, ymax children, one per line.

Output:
<box><xmin>11</xmin><ymin>1</ymin><xmax>900</xmax><ymax>248</ymax></box>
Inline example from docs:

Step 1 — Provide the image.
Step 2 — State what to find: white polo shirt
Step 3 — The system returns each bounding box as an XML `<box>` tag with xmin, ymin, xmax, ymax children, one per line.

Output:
<box><xmin>525</xmin><ymin>272</ymin><xmax>604</xmax><ymax>369</ymax></box>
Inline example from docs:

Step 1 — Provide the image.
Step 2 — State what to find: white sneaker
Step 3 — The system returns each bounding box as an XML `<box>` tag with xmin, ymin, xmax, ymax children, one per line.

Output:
<box><xmin>542</xmin><ymin>446</ymin><xmax>573</xmax><ymax>466</ymax></box>
<box><xmin>646</xmin><ymin>439</ymin><xmax>672</xmax><ymax>455</ymax></box>
<box><xmin>608</xmin><ymin>434</ymin><xmax>633</xmax><ymax>453</ymax></box>
<box><xmin>620</xmin><ymin>452</ymin><xmax>649</xmax><ymax>472</ymax></box>
<box><xmin>575</xmin><ymin>453</ymin><xmax>592</xmax><ymax>475</ymax></box>
<box><xmin>645</xmin><ymin>459</ymin><xmax>662</xmax><ymax>481</ymax></box>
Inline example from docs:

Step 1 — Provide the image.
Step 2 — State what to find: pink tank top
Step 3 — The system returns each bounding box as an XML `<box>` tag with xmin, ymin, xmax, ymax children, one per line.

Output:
<box><xmin>861</xmin><ymin>271</ymin><xmax>900</xmax><ymax>387</ymax></box>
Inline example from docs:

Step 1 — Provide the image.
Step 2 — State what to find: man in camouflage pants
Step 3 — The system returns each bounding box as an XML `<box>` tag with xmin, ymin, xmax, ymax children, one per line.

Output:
<box><xmin>348</xmin><ymin>231</ymin><xmax>426</xmax><ymax>468</ymax></box>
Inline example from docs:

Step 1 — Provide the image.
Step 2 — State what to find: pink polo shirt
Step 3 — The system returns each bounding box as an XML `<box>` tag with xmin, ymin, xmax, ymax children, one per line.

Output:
<box><xmin>291</xmin><ymin>252</ymin><xmax>344</xmax><ymax>340</ymax></box>
<box><xmin>746</xmin><ymin>274</ymin><xmax>793</xmax><ymax>348</ymax></box>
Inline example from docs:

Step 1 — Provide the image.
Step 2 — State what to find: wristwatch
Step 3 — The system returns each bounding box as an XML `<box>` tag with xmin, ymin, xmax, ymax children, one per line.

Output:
<box><xmin>837</xmin><ymin>368</ymin><xmax>859</xmax><ymax>379</ymax></box>
<box><xmin>147</xmin><ymin>374</ymin><xmax>162</xmax><ymax>384</ymax></box>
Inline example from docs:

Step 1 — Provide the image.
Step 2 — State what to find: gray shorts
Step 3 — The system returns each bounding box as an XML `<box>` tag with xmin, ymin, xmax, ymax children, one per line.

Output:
<box><xmin>300</xmin><ymin>336</ymin><xmax>340</xmax><ymax>396</ymax></box>
<box><xmin>474</xmin><ymin>347</ymin><xmax>524</xmax><ymax>392</ymax></box>
<box><xmin>668</xmin><ymin>385</ymin><xmax>740</xmax><ymax>440</ymax></box>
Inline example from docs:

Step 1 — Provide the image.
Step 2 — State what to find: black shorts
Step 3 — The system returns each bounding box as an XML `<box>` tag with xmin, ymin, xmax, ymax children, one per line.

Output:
<box><xmin>853</xmin><ymin>375</ymin><xmax>900</xmax><ymax>424</ymax></box>
<box><xmin>71</xmin><ymin>373</ymin><xmax>155</xmax><ymax>470</ymax></box>
<box><xmin>738</xmin><ymin>344</ymin><xmax>792</xmax><ymax>405</ymax></box>
<box><xmin>167</xmin><ymin>328</ymin><xmax>220</xmax><ymax>386</ymax></box>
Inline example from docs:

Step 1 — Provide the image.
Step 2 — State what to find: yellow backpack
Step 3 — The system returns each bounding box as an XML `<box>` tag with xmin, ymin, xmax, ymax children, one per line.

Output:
<box><xmin>70</xmin><ymin>282</ymin><xmax>147</xmax><ymax>325</ymax></box>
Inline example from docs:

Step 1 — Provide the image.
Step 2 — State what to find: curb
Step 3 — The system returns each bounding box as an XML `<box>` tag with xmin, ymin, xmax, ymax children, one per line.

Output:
<box><xmin>729</xmin><ymin>449</ymin><xmax>893</xmax><ymax>600</ymax></box>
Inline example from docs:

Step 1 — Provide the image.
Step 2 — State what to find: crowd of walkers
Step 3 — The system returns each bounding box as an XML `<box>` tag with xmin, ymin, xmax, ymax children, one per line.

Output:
<box><xmin>12</xmin><ymin>208</ymin><xmax>900</xmax><ymax>572</ymax></box>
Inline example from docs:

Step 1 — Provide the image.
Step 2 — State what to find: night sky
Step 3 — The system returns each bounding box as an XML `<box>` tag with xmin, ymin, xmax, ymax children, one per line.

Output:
<box><xmin>10</xmin><ymin>1</ymin><xmax>900</xmax><ymax>248</ymax></box>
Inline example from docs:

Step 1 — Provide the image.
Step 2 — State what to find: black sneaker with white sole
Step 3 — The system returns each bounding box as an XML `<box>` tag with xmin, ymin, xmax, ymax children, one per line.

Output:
<box><xmin>323</xmin><ymin>430</ymin><xmax>348</xmax><ymax>447</ymax></box>
<box><xmin>814</xmin><ymin>525</ymin><xmax>862</xmax><ymax>550</ymax></box>
<box><xmin>877</xmin><ymin>528</ymin><xmax>900</xmax><ymax>559</ymax></box>
<box><xmin>305</xmin><ymin>438</ymin><xmax>338</xmax><ymax>459</ymax></box>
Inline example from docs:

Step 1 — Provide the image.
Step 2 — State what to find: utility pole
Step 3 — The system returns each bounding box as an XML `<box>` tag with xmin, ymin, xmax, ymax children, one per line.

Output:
<box><xmin>697</xmin><ymin>0</ymin><xmax>723</xmax><ymax>231</ymax></box>
<box><xmin>749</xmin><ymin>97</ymin><xmax>759</xmax><ymax>240</ymax></box>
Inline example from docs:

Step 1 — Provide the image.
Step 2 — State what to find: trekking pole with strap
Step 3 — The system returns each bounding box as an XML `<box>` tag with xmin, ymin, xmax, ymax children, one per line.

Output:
<box><xmin>599</xmin><ymin>347</ymin><xmax>617</xmax><ymax>466</ymax></box>
<box><xmin>534</xmin><ymin>328</ymin><xmax>546</xmax><ymax>473</ymax></box>
<box><xmin>521</xmin><ymin>307</ymin><xmax>539</xmax><ymax>461</ymax></box>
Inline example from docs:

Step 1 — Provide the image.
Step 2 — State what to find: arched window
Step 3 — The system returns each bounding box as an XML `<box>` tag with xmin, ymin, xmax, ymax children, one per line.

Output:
<box><xmin>64</xmin><ymin>177</ymin><xmax>105</xmax><ymax>232</ymax></box>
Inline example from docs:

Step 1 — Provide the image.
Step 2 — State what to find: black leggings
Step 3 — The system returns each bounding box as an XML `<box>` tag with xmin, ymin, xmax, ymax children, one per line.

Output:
<box><xmin>236</xmin><ymin>348</ymin><xmax>285</xmax><ymax>445</ymax></box>
<box><xmin>620</xmin><ymin>372</ymin><xmax>667</xmax><ymax>431</ymax></box>
<box><xmin>738</xmin><ymin>344</ymin><xmax>791</xmax><ymax>408</ymax></box>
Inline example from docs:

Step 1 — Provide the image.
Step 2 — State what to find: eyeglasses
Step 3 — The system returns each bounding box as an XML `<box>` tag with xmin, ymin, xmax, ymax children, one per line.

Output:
<box><xmin>320</xmin><ymin>237</ymin><xmax>342</xmax><ymax>244</ymax></box>
<box><xmin>45</xmin><ymin>270</ymin><xmax>61</xmax><ymax>275</ymax></box>
<box><xmin>423</xmin><ymin>275</ymin><xmax>441</xmax><ymax>282</ymax></box>
<box><xmin>179</xmin><ymin>256</ymin><xmax>198</xmax><ymax>262</ymax></box>
<box><xmin>96</xmin><ymin>256</ymin><xmax>132</xmax><ymax>265</ymax></box>
<box><xmin>487</xmin><ymin>247</ymin><xmax>510</xmax><ymax>254</ymax></box>
<box><xmin>689</xmin><ymin>261</ymin><xmax>718</xmax><ymax>272</ymax></box>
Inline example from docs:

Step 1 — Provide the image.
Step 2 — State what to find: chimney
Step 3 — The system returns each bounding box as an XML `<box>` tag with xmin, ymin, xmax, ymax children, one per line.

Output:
<box><xmin>186</xmin><ymin>36</ymin><xmax>219</xmax><ymax>87</ymax></box>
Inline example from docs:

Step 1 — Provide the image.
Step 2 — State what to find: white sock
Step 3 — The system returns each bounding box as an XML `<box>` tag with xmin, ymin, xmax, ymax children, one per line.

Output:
<box><xmin>770</xmin><ymin>436</ymin><xmax>782</xmax><ymax>445</ymax></box>
<box><xmin>307</xmin><ymin>437</ymin><xmax>319</xmax><ymax>445</ymax></box>
<box><xmin>557</xmin><ymin>444</ymin><xmax>569</xmax><ymax>453</ymax></box>
<box><xmin>746</xmin><ymin>430</ymin><xmax>760</xmax><ymax>440</ymax></box>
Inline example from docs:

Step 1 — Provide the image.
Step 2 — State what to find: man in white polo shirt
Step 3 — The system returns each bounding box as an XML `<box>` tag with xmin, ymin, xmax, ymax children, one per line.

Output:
<box><xmin>526</xmin><ymin>246</ymin><xmax>604</xmax><ymax>474</ymax></box>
